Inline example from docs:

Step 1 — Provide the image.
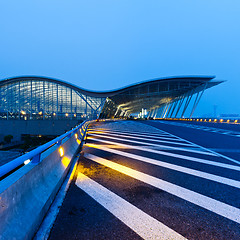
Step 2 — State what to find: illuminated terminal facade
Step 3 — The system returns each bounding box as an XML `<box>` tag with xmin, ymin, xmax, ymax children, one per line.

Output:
<box><xmin>0</xmin><ymin>76</ymin><xmax>223</xmax><ymax>120</ymax></box>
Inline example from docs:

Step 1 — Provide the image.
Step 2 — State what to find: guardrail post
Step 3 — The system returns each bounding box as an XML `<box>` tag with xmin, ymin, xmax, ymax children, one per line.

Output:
<box><xmin>31</xmin><ymin>154</ymin><xmax>41</xmax><ymax>164</ymax></box>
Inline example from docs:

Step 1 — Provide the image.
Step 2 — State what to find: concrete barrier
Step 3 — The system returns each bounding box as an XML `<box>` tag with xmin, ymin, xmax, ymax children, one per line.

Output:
<box><xmin>0</xmin><ymin>125</ymin><xmax>87</xmax><ymax>240</ymax></box>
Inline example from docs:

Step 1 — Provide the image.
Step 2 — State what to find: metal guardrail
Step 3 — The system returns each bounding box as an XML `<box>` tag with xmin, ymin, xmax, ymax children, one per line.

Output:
<box><xmin>0</xmin><ymin>120</ymin><xmax>89</xmax><ymax>179</ymax></box>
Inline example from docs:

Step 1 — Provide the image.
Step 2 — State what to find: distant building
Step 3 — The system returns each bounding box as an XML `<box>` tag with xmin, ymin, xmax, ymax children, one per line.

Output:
<box><xmin>220</xmin><ymin>114</ymin><xmax>240</xmax><ymax>119</ymax></box>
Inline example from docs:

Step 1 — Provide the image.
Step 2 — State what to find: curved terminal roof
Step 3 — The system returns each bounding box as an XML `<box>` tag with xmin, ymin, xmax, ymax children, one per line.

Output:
<box><xmin>0</xmin><ymin>75</ymin><xmax>223</xmax><ymax>116</ymax></box>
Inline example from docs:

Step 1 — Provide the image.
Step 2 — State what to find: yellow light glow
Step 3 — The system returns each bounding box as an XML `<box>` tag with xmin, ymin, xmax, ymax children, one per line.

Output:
<box><xmin>200</xmin><ymin>119</ymin><xmax>202</xmax><ymax>121</ymax></box>
<box><xmin>62</xmin><ymin>156</ymin><xmax>70</xmax><ymax>168</ymax></box>
<box><xmin>70</xmin><ymin>161</ymin><xmax>78</xmax><ymax>180</ymax></box>
<box><xmin>83</xmin><ymin>155</ymin><xmax>143</xmax><ymax>182</ymax></box>
<box><xmin>234</xmin><ymin>120</ymin><xmax>238</xmax><ymax>123</ymax></box>
<box><xmin>88</xmin><ymin>130</ymin><xmax>104</xmax><ymax>134</ymax></box>
<box><xmin>39</xmin><ymin>111</ymin><xmax>42</xmax><ymax>115</ymax></box>
<box><xmin>85</xmin><ymin>143</ymin><xmax>130</xmax><ymax>149</ymax></box>
<box><xmin>53</xmin><ymin>113</ymin><xmax>56</xmax><ymax>116</ymax></box>
<box><xmin>197</xmin><ymin>119</ymin><xmax>199</xmax><ymax>121</ymax></box>
<box><xmin>74</xmin><ymin>114</ymin><xmax>76</xmax><ymax>117</ymax></box>
<box><xmin>214</xmin><ymin>119</ymin><xmax>217</xmax><ymax>122</ymax></box>
<box><xmin>21</xmin><ymin>111</ymin><xmax>26</xmax><ymax>115</ymax></box>
<box><xmin>220</xmin><ymin>119</ymin><xmax>223</xmax><ymax>122</ymax></box>
<box><xmin>227</xmin><ymin>119</ymin><xmax>230</xmax><ymax>123</ymax></box>
<box><xmin>75</xmin><ymin>133</ymin><xmax>78</xmax><ymax>139</ymax></box>
<box><xmin>65</xmin><ymin>113</ymin><xmax>69</xmax><ymax>117</ymax></box>
<box><xmin>59</xmin><ymin>147</ymin><xmax>64</xmax><ymax>157</ymax></box>
<box><xmin>209</xmin><ymin>119</ymin><xmax>211</xmax><ymax>122</ymax></box>
<box><xmin>77</xmin><ymin>139</ymin><xmax>81</xmax><ymax>144</ymax></box>
<box><xmin>24</xmin><ymin>159</ymin><xmax>31</xmax><ymax>165</ymax></box>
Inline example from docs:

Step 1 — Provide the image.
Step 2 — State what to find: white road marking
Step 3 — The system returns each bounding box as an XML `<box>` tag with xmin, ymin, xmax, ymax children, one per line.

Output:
<box><xmin>155</xmin><ymin>124</ymin><xmax>240</xmax><ymax>165</ymax></box>
<box><xmin>85</xmin><ymin>145</ymin><xmax>240</xmax><ymax>189</ymax></box>
<box><xmin>84</xmin><ymin>153</ymin><xmax>240</xmax><ymax>224</ymax></box>
<box><xmin>88</xmin><ymin>129</ymin><xmax>185</xmax><ymax>142</ymax></box>
<box><xmin>159</xmin><ymin>121</ymin><xmax>240</xmax><ymax>137</ymax></box>
<box><xmin>75</xmin><ymin>172</ymin><xmax>187</xmax><ymax>240</ymax></box>
<box><xmin>88</xmin><ymin>128</ymin><xmax>169</xmax><ymax>136</ymax></box>
<box><xmin>89</xmin><ymin>133</ymin><xmax>215</xmax><ymax>156</ymax></box>
<box><xmin>91</xmin><ymin>122</ymin><xmax>240</xmax><ymax>165</ymax></box>
<box><xmin>87</xmin><ymin>138</ymin><xmax>240</xmax><ymax>171</ymax></box>
<box><xmin>88</xmin><ymin>131</ymin><xmax>193</xmax><ymax>147</ymax></box>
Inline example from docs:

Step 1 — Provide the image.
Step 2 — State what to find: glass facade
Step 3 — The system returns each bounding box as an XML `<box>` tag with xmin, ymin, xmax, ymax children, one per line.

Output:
<box><xmin>0</xmin><ymin>76</ymin><xmax>223</xmax><ymax>120</ymax></box>
<box><xmin>0</xmin><ymin>78</ymin><xmax>106</xmax><ymax>120</ymax></box>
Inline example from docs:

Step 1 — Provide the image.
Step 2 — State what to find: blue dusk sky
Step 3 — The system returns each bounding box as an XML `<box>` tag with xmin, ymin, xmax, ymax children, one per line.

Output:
<box><xmin>0</xmin><ymin>1</ymin><xmax>240</xmax><ymax>117</ymax></box>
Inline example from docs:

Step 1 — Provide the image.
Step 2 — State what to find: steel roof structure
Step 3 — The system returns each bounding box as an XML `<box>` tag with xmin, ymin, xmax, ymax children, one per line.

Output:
<box><xmin>0</xmin><ymin>76</ymin><xmax>223</xmax><ymax>120</ymax></box>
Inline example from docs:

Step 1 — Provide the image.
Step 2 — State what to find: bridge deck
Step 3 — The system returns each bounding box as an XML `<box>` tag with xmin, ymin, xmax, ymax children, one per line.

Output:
<box><xmin>45</xmin><ymin>120</ymin><xmax>240</xmax><ymax>240</ymax></box>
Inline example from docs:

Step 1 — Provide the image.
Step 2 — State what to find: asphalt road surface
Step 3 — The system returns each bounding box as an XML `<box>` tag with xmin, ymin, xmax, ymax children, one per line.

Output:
<box><xmin>48</xmin><ymin>120</ymin><xmax>240</xmax><ymax>240</ymax></box>
<box><xmin>144</xmin><ymin>120</ymin><xmax>240</xmax><ymax>162</ymax></box>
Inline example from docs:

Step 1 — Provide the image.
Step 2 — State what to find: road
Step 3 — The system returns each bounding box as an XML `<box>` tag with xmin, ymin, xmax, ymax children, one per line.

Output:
<box><xmin>47</xmin><ymin>120</ymin><xmax>240</xmax><ymax>240</ymax></box>
<box><xmin>144</xmin><ymin>120</ymin><xmax>240</xmax><ymax>161</ymax></box>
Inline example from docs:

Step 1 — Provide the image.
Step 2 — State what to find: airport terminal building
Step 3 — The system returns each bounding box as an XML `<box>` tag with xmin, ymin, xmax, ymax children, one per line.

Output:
<box><xmin>0</xmin><ymin>75</ymin><xmax>223</xmax><ymax>121</ymax></box>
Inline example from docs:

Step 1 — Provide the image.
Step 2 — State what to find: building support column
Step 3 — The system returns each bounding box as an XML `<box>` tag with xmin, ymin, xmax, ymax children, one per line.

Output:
<box><xmin>181</xmin><ymin>91</ymin><xmax>194</xmax><ymax>118</ymax></box>
<box><xmin>153</xmin><ymin>108</ymin><xmax>159</xmax><ymax>118</ymax></box>
<box><xmin>158</xmin><ymin>106</ymin><xmax>165</xmax><ymax>118</ymax></box>
<box><xmin>190</xmin><ymin>84</ymin><xmax>207</xmax><ymax>118</ymax></box>
<box><xmin>150</xmin><ymin>108</ymin><xmax>155</xmax><ymax>118</ymax></box>
<box><xmin>174</xmin><ymin>95</ymin><xmax>185</xmax><ymax>118</ymax></box>
<box><xmin>166</xmin><ymin>101</ymin><xmax>174</xmax><ymax>118</ymax></box>
<box><xmin>163</xmin><ymin>103</ymin><xmax>171</xmax><ymax>118</ymax></box>
<box><xmin>169</xmin><ymin>100</ymin><xmax>178</xmax><ymax>118</ymax></box>
<box><xmin>160</xmin><ymin>104</ymin><xmax>168</xmax><ymax>118</ymax></box>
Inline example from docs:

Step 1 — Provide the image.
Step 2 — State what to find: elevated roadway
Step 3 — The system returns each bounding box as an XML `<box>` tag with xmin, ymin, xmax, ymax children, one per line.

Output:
<box><xmin>43</xmin><ymin>120</ymin><xmax>240</xmax><ymax>240</ymax></box>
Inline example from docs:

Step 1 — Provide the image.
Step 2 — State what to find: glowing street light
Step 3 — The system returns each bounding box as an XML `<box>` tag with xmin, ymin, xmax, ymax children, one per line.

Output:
<box><xmin>59</xmin><ymin>147</ymin><xmax>64</xmax><ymax>157</ymax></box>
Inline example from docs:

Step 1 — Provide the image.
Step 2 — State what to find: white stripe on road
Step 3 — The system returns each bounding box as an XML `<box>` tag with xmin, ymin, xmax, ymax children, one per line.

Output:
<box><xmin>156</xmin><ymin>124</ymin><xmax>240</xmax><ymax>166</ymax></box>
<box><xmin>75</xmin><ymin>172</ymin><xmax>186</xmax><ymax>240</ymax></box>
<box><xmin>89</xmin><ymin>133</ymin><xmax>215</xmax><ymax>156</ymax></box>
<box><xmin>88</xmin><ymin>128</ymin><xmax>169</xmax><ymax>136</ymax></box>
<box><xmin>158</xmin><ymin>121</ymin><xmax>240</xmax><ymax>137</ymax></box>
<box><xmin>88</xmin><ymin>131</ymin><xmax>193</xmax><ymax>147</ymax></box>
<box><xmin>84</xmin><ymin>153</ymin><xmax>240</xmax><ymax>224</ymax></box>
<box><xmin>89</xmin><ymin>124</ymin><xmax>240</xmax><ymax>165</ymax></box>
<box><xmin>87</xmin><ymin>138</ymin><xmax>240</xmax><ymax>171</ymax></box>
<box><xmin>88</xmin><ymin>129</ymin><xmax>185</xmax><ymax>142</ymax></box>
<box><xmin>85</xmin><ymin>144</ymin><xmax>240</xmax><ymax>189</ymax></box>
